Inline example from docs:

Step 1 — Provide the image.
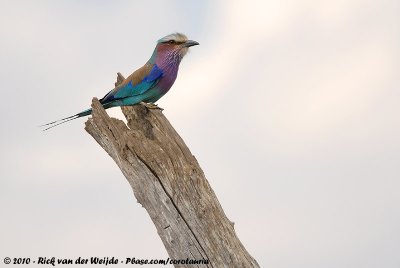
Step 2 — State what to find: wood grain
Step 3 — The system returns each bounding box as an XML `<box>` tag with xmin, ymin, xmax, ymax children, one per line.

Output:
<box><xmin>84</xmin><ymin>73</ymin><xmax>260</xmax><ymax>268</ymax></box>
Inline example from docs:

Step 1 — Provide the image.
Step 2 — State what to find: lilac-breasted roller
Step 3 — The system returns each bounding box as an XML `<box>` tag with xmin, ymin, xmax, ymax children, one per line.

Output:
<box><xmin>42</xmin><ymin>33</ymin><xmax>199</xmax><ymax>130</ymax></box>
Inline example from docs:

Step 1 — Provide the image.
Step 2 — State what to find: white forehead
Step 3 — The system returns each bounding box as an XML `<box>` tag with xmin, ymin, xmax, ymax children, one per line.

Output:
<box><xmin>158</xmin><ymin>33</ymin><xmax>188</xmax><ymax>43</ymax></box>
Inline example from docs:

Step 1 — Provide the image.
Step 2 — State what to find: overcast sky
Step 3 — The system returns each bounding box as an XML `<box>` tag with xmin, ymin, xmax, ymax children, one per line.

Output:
<box><xmin>1</xmin><ymin>1</ymin><xmax>399</xmax><ymax>267</ymax></box>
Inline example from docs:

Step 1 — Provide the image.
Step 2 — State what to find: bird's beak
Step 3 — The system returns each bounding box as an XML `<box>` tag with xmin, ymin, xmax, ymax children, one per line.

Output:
<box><xmin>183</xmin><ymin>40</ymin><xmax>199</xmax><ymax>47</ymax></box>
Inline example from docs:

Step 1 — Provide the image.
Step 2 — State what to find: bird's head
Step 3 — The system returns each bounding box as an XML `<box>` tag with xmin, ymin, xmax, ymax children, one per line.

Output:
<box><xmin>150</xmin><ymin>33</ymin><xmax>199</xmax><ymax>65</ymax></box>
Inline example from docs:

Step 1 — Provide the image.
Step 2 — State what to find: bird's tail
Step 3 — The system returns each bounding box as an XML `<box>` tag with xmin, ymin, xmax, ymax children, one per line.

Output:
<box><xmin>40</xmin><ymin>108</ymin><xmax>92</xmax><ymax>131</ymax></box>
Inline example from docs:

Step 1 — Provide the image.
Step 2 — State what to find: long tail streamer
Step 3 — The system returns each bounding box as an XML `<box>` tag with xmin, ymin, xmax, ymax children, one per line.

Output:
<box><xmin>40</xmin><ymin>109</ymin><xmax>92</xmax><ymax>131</ymax></box>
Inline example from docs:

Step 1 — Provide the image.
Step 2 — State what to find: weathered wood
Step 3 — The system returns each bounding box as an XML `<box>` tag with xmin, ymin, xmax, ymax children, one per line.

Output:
<box><xmin>85</xmin><ymin>73</ymin><xmax>260</xmax><ymax>268</ymax></box>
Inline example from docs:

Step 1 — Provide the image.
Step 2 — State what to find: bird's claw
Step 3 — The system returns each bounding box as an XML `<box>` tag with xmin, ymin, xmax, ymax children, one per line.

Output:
<box><xmin>140</xmin><ymin>102</ymin><xmax>164</xmax><ymax>111</ymax></box>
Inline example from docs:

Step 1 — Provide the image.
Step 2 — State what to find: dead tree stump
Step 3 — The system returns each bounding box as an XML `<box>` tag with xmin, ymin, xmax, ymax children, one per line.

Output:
<box><xmin>84</xmin><ymin>73</ymin><xmax>260</xmax><ymax>268</ymax></box>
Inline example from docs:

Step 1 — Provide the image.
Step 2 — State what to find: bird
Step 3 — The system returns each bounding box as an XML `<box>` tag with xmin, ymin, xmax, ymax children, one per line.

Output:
<box><xmin>41</xmin><ymin>33</ymin><xmax>199</xmax><ymax>130</ymax></box>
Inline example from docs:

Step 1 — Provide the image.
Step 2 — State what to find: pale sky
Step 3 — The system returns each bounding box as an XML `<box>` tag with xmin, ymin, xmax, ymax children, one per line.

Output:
<box><xmin>1</xmin><ymin>1</ymin><xmax>399</xmax><ymax>267</ymax></box>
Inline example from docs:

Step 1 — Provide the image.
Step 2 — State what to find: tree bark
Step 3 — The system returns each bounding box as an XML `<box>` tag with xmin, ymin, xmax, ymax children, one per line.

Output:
<box><xmin>84</xmin><ymin>73</ymin><xmax>260</xmax><ymax>268</ymax></box>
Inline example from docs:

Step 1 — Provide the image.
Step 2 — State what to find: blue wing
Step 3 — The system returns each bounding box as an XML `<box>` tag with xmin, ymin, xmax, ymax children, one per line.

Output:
<box><xmin>100</xmin><ymin>64</ymin><xmax>163</xmax><ymax>105</ymax></box>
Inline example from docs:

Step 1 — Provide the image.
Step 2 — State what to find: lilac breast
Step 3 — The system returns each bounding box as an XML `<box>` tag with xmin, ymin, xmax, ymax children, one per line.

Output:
<box><xmin>158</xmin><ymin>69</ymin><xmax>178</xmax><ymax>94</ymax></box>
<box><xmin>154</xmin><ymin>48</ymin><xmax>182</xmax><ymax>95</ymax></box>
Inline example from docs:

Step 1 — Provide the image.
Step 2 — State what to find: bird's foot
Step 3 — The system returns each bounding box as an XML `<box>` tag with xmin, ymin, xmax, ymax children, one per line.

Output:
<box><xmin>140</xmin><ymin>102</ymin><xmax>164</xmax><ymax>111</ymax></box>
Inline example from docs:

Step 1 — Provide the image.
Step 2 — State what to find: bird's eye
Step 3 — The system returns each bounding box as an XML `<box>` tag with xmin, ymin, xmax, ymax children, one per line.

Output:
<box><xmin>168</xmin><ymin>40</ymin><xmax>175</xmax><ymax>44</ymax></box>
